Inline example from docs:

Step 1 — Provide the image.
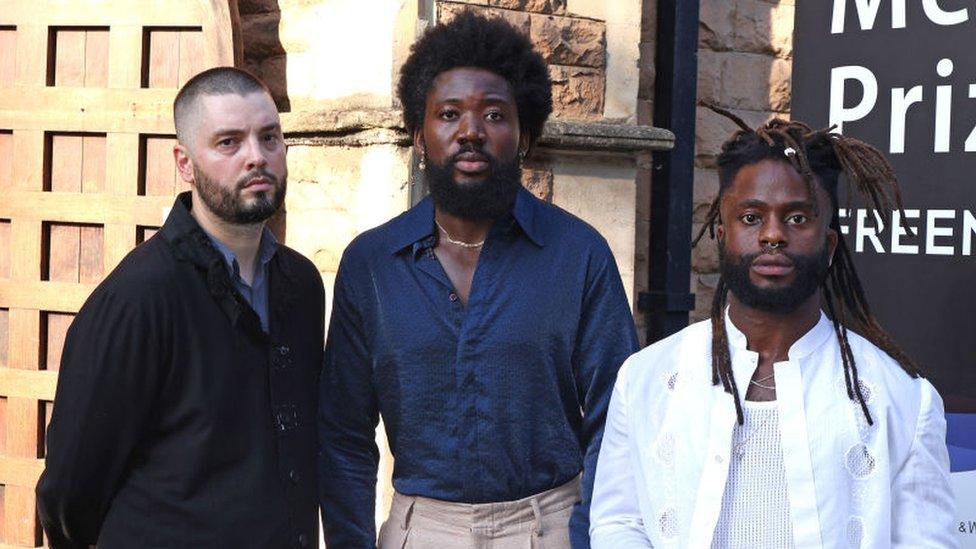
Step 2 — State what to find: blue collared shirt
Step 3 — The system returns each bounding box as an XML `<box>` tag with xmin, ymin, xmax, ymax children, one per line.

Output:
<box><xmin>205</xmin><ymin>228</ymin><xmax>278</xmax><ymax>332</ymax></box>
<box><xmin>319</xmin><ymin>188</ymin><xmax>639</xmax><ymax>548</ymax></box>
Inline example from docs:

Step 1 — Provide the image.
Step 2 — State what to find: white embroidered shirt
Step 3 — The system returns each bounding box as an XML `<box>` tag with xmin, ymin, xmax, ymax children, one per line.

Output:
<box><xmin>590</xmin><ymin>312</ymin><xmax>956</xmax><ymax>548</ymax></box>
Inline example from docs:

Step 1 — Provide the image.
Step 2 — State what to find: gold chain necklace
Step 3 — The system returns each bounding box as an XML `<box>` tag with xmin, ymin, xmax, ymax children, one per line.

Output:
<box><xmin>435</xmin><ymin>219</ymin><xmax>485</xmax><ymax>249</ymax></box>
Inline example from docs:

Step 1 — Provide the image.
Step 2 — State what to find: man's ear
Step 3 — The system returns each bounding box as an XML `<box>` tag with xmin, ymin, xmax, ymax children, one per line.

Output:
<box><xmin>826</xmin><ymin>226</ymin><xmax>839</xmax><ymax>266</ymax></box>
<box><xmin>413</xmin><ymin>128</ymin><xmax>425</xmax><ymax>159</ymax></box>
<box><xmin>174</xmin><ymin>144</ymin><xmax>195</xmax><ymax>184</ymax></box>
<box><xmin>716</xmin><ymin>222</ymin><xmax>725</xmax><ymax>242</ymax></box>
<box><xmin>519</xmin><ymin>132</ymin><xmax>530</xmax><ymax>157</ymax></box>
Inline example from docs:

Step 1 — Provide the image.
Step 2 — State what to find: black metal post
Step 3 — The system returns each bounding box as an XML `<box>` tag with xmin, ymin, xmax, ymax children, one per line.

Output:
<box><xmin>639</xmin><ymin>0</ymin><xmax>699</xmax><ymax>344</ymax></box>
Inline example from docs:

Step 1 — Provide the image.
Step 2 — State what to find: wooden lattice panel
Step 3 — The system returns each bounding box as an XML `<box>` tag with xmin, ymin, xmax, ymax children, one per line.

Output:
<box><xmin>0</xmin><ymin>1</ymin><xmax>241</xmax><ymax>546</ymax></box>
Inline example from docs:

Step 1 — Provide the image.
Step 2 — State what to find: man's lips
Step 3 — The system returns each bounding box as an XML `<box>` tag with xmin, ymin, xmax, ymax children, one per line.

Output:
<box><xmin>242</xmin><ymin>177</ymin><xmax>273</xmax><ymax>192</ymax></box>
<box><xmin>751</xmin><ymin>255</ymin><xmax>794</xmax><ymax>277</ymax></box>
<box><xmin>453</xmin><ymin>152</ymin><xmax>489</xmax><ymax>174</ymax></box>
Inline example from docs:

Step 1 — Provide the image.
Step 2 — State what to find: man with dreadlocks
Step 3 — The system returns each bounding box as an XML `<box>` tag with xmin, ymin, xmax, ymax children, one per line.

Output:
<box><xmin>319</xmin><ymin>11</ymin><xmax>638</xmax><ymax>549</ymax></box>
<box><xmin>589</xmin><ymin>106</ymin><xmax>956</xmax><ymax>548</ymax></box>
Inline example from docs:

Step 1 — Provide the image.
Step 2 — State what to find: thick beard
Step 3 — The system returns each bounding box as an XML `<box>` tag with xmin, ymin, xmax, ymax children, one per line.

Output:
<box><xmin>719</xmin><ymin>242</ymin><xmax>830</xmax><ymax>314</ymax></box>
<box><xmin>193</xmin><ymin>165</ymin><xmax>285</xmax><ymax>224</ymax></box>
<box><xmin>425</xmin><ymin>146</ymin><xmax>522</xmax><ymax>221</ymax></box>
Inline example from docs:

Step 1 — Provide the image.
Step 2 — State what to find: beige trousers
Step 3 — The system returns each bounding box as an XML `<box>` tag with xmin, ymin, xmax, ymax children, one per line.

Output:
<box><xmin>377</xmin><ymin>477</ymin><xmax>580</xmax><ymax>549</ymax></box>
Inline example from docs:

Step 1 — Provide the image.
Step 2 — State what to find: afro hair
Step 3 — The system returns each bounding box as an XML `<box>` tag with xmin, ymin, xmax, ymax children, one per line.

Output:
<box><xmin>397</xmin><ymin>11</ymin><xmax>553</xmax><ymax>147</ymax></box>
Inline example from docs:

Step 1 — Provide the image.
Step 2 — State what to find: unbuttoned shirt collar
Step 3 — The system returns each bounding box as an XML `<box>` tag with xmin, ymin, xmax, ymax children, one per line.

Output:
<box><xmin>387</xmin><ymin>187</ymin><xmax>546</xmax><ymax>256</ymax></box>
<box><xmin>204</xmin><ymin>227</ymin><xmax>278</xmax><ymax>333</ymax></box>
<box><xmin>724</xmin><ymin>307</ymin><xmax>833</xmax><ymax>401</ymax></box>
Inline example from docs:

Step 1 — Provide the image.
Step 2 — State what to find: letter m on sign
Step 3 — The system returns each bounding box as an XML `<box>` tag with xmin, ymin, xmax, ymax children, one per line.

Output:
<box><xmin>832</xmin><ymin>0</ymin><xmax>907</xmax><ymax>33</ymax></box>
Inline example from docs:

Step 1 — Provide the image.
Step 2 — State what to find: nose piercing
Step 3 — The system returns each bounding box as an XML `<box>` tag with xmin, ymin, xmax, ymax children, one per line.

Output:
<box><xmin>762</xmin><ymin>242</ymin><xmax>783</xmax><ymax>253</ymax></box>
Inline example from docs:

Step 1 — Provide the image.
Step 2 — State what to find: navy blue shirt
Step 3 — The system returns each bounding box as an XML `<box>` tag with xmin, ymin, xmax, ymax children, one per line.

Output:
<box><xmin>319</xmin><ymin>188</ymin><xmax>639</xmax><ymax>548</ymax></box>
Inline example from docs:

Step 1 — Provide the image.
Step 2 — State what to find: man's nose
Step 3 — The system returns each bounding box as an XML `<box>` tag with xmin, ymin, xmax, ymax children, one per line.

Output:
<box><xmin>457</xmin><ymin>112</ymin><xmax>485</xmax><ymax>145</ymax></box>
<box><xmin>244</xmin><ymin>136</ymin><xmax>268</xmax><ymax>170</ymax></box>
<box><xmin>760</xmin><ymin>217</ymin><xmax>787</xmax><ymax>250</ymax></box>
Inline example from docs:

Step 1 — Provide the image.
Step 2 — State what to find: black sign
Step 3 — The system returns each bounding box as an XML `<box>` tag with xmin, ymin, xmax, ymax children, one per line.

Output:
<box><xmin>793</xmin><ymin>1</ymin><xmax>976</xmax><ymax>426</ymax></box>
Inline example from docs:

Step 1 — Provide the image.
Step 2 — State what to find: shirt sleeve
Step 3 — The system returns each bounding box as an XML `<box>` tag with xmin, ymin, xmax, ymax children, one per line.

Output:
<box><xmin>319</xmin><ymin>249</ymin><xmax>381</xmax><ymax>548</ymax></box>
<box><xmin>35</xmin><ymin>288</ymin><xmax>165</xmax><ymax>549</ymax></box>
<box><xmin>891</xmin><ymin>380</ymin><xmax>958</xmax><ymax>548</ymax></box>
<box><xmin>590</xmin><ymin>361</ymin><xmax>654</xmax><ymax>548</ymax></box>
<box><xmin>570</xmin><ymin>244</ymin><xmax>640</xmax><ymax>548</ymax></box>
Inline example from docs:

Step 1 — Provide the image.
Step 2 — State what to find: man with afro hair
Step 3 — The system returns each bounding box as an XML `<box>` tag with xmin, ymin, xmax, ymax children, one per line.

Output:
<box><xmin>319</xmin><ymin>11</ymin><xmax>638</xmax><ymax>549</ymax></box>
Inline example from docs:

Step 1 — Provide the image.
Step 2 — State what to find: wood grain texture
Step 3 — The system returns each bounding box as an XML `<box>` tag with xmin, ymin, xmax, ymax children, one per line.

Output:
<box><xmin>0</xmin><ymin>309</ymin><xmax>8</xmax><ymax>368</ymax></box>
<box><xmin>143</xmin><ymin>136</ymin><xmax>179</xmax><ymax>196</ymax></box>
<box><xmin>0</xmin><ymin>132</ymin><xmax>12</xmax><ymax>189</ymax></box>
<box><xmin>0</xmin><ymin>222</ymin><xmax>10</xmax><ymax>279</ymax></box>
<box><xmin>0</xmin><ymin>28</ymin><xmax>14</xmax><ymax>88</ymax></box>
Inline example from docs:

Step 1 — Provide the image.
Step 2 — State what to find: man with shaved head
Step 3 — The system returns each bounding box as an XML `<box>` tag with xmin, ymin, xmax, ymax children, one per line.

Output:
<box><xmin>36</xmin><ymin>67</ymin><xmax>324</xmax><ymax>548</ymax></box>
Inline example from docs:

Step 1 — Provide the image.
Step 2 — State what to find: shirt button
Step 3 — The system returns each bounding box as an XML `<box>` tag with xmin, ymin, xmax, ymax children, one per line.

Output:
<box><xmin>289</xmin><ymin>469</ymin><xmax>300</xmax><ymax>483</ymax></box>
<box><xmin>449</xmin><ymin>292</ymin><xmax>458</xmax><ymax>302</ymax></box>
<box><xmin>297</xmin><ymin>533</ymin><xmax>308</xmax><ymax>547</ymax></box>
<box><xmin>715</xmin><ymin>455</ymin><xmax>724</xmax><ymax>463</ymax></box>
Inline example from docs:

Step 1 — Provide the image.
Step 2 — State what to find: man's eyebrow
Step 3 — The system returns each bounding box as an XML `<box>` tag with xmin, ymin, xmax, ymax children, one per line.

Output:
<box><xmin>782</xmin><ymin>199</ymin><xmax>818</xmax><ymax>211</ymax></box>
<box><xmin>735</xmin><ymin>198</ymin><xmax>768</xmax><ymax>208</ymax></box>
<box><xmin>211</xmin><ymin>127</ymin><xmax>245</xmax><ymax>137</ymax></box>
<box><xmin>434</xmin><ymin>95</ymin><xmax>513</xmax><ymax>105</ymax></box>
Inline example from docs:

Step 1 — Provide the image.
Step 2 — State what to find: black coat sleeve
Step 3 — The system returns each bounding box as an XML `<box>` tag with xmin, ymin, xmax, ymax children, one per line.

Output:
<box><xmin>36</xmin><ymin>286</ymin><xmax>166</xmax><ymax>548</ymax></box>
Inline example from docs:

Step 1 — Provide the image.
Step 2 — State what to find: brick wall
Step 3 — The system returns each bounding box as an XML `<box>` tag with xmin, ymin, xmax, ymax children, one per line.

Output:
<box><xmin>691</xmin><ymin>0</ymin><xmax>795</xmax><ymax>321</ymax></box>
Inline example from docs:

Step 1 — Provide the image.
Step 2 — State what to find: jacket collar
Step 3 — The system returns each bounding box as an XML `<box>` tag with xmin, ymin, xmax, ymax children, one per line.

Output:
<box><xmin>159</xmin><ymin>192</ymin><xmax>294</xmax><ymax>337</ymax></box>
<box><xmin>387</xmin><ymin>187</ymin><xmax>546</xmax><ymax>255</ymax></box>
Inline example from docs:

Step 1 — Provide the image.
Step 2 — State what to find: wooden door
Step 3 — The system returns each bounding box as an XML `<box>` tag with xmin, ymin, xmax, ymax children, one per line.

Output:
<box><xmin>0</xmin><ymin>1</ymin><xmax>240</xmax><ymax>545</ymax></box>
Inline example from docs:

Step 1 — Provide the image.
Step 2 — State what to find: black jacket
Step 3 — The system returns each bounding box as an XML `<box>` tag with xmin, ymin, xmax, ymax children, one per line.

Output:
<box><xmin>36</xmin><ymin>193</ymin><xmax>324</xmax><ymax>548</ymax></box>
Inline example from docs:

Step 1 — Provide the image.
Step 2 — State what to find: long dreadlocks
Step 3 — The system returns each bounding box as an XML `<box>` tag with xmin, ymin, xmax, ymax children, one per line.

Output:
<box><xmin>695</xmin><ymin>102</ymin><xmax>922</xmax><ymax>426</ymax></box>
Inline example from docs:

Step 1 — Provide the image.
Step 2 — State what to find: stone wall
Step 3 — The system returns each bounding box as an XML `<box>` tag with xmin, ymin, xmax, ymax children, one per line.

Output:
<box><xmin>691</xmin><ymin>0</ymin><xmax>795</xmax><ymax>321</ymax></box>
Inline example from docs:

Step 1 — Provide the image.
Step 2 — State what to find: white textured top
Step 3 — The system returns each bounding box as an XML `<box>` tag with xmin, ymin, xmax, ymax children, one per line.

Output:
<box><xmin>711</xmin><ymin>400</ymin><xmax>794</xmax><ymax>549</ymax></box>
<box><xmin>590</xmin><ymin>312</ymin><xmax>957</xmax><ymax>548</ymax></box>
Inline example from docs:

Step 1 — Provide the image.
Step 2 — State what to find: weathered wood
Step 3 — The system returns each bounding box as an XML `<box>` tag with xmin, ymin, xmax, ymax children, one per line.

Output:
<box><xmin>43</xmin><ymin>313</ymin><xmax>73</xmax><ymax>372</ymax></box>
<box><xmin>10</xmin><ymin>131</ymin><xmax>44</xmax><ymax>192</ymax></box>
<box><xmin>0</xmin><ymin>456</ymin><xmax>45</xmax><ymax>489</ymax></box>
<box><xmin>179</xmin><ymin>30</ymin><xmax>207</xmax><ymax>86</ymax></box>
<box><xmin>147</xmin><ymin>30</ymin><xmax>182</xmax><ymax>89</ymax></box>
<box><xmin>2</xmin><ymin>485</ymin><xmax>39</xmax><ymax>546</ymax></box>
<box><xmin>108</xmin><ymin>26</ymin><xmax>143</xmax><ymax>88</ymax></box>
<box><xmin>0</xmin><ymin>370</ymin><xmax>58</xmax><ymax>403</ymax></box>
<box><xmin>0</xmin><ymin>132</ymin><xmax>12</xmax><ymax>189</ymax></box>
<box><xmin>0</xmin><ymin>222</ymin><xmax>10</xmax><ymax>279</ymax></box>
<box><xmin>0</xmin><ymin>308</ymin><xmax>8</xmax><ymax>368</ymax></box>
<box><xmin>0</xmin><ymin>282</ymin><xmax>97</xmax><ymax>314</ymax></box>
<box><xmin>0</xmin><ymin>192</ymin><xmax>174</xmax><ymax>226</ymax></box>
<box><xmin>53</xmin><ymin>30</ymin><xmax>86</xmax><ymax>87</ymax></box>
<box><xmin>144</xmin><ymin>136</ymin><xmax>179</xmax><ymax>196</ymax></box>
<box><xmin>84</xmin><ymin>29</ymin><xmax>110</xmax><ymax>88</ymax></box>
<box><xmin>78</xmin><ymin>226</ymin><xmax>103</xmax><ymax>284</ymax></box>
<box><xmin>0</xmin><ymin>87</ymin><xmax>176</xmax><ymax>134</ymax></box>
<box><xmin>13</xmin><ymin>25</ymin><xmax>46</xmax><ymax>88</ymax></box>
<box><xmin>9</xmin><ymin>220</ymin><xmax>41</xmax><ymax>281</ymax></box>
<box><xmin>4</xmin><ymin>1</ymin><xmax>209</xmax><ymax>27</ymax></box>
<box><xmin>0</xmin><ymin>28</ymin><xmax>15</xmax><ymax>88</ymax></box>
<box><xmin>47</xmin><ymin>224</ymin><xmax>81</xmax><ymax>283</ymax></box>
<box><xmin>82</xmin><ymin>135</ymin><xmax>107</xmax><ymax>193</ymax></box>
<box><xmin>6</xmin><ymin>310</ymin><xmax>39</xmax><ymax>371</ymax></box>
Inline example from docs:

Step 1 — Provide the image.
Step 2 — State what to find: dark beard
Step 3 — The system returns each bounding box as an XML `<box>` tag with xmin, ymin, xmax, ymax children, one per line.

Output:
<box><xmin>719</xmin><ymin>242</ymin><xmax>830</xmax><ymax>314</ymax></box>
<box><xmin>425</xmin><ymin>145</ymin><xmax>522</xmax><ymax>221</ymax></box>
<box><xmin>193</xmin><ymin>165</ymin><xmax>285</xmax><ymax>224</ymax></box>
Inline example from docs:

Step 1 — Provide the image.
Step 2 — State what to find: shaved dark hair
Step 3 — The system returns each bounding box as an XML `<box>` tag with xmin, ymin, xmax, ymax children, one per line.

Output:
<box><xmin>173</xmin><ymin>67</ymin><xmax>271</xmax><ymax>145</ymax></box>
